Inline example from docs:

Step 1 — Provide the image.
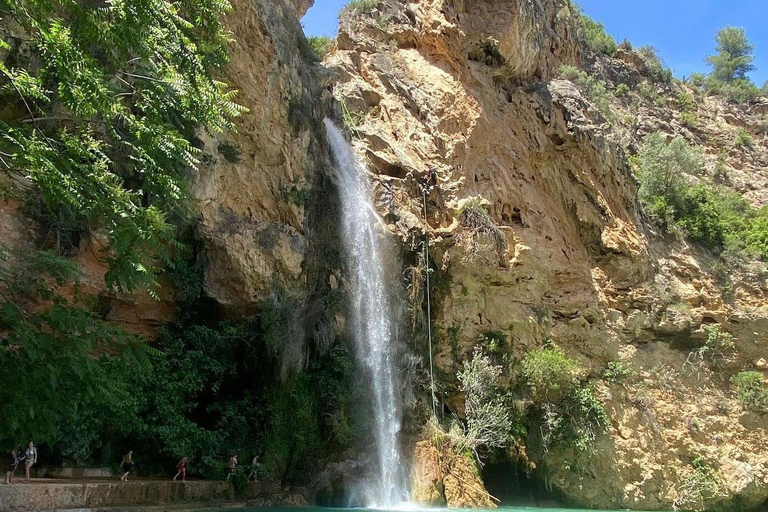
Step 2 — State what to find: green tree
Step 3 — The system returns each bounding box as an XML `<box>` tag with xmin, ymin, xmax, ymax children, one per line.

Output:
<box><xmin>0</xmin><ymin>0</ymin><xmax>244</xmax><ymax>294</ymax></box>
<box><xmin>637</xmin><ymin>133</ymin><xmax>703</xmax><ymax>229</ymax></box>
<box><xmin>706</xmin><ymin>27</ymin><xmax>755</xmax><ymax>83</ymax></box>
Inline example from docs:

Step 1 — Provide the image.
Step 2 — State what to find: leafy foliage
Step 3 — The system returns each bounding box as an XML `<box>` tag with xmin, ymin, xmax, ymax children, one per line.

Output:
<box><xmin>734</xmin><ymin>128</ymin><xmax>755</xmax><ymax>149</ymax></box>
<box><xmin>706</xmin><ymin>27</ymin><xmax>755</xmax><ymax>83</ymax></box>
<box><xmin>519</xmin><ymin>345</ymin><xmax>608</xmax><ymax>453</ymax></box>
<box><xmin>342</xmin><ymin>0</ymin><xmax>378</xmax><ymax>16</ymax></box>
<box><xmin>637</xmin><ymin>132</ymin><xmax>768</xmax><ymax>258</ymax></box>
<box><xmin>305</xmin><ymin>36</ymin><xmax>332</xmax><ymax>62</ymax></box>
<box><xmin>558</xmin><ymin>65</ymin><xmax>614</xmax><ymax>123</ymax></box>
<box><xmin>457</xmin><ymin>348</ymin><xmax>514</xmax><ymax>457</ymax></box>
<box><xmin>0</xmin><ymin>0</ymin><xmax>244</xmax><ymax>294</ymax></box>
<box><xmin>576</xmin><ymin>10</ymin><xmax>617</xmax><ymax>56</ymax></box>
<box><xmin>703</xmin><ymin>27</ymin><xmax>762</xmax><ymax>103</ymax></box>
<box><xmin>637</xmin><ymin>45</ymin><xmax>673</xmax><ymax>83</ymax></box>
<box><xmin>0</xmin><ymin>247</ymin><xmax>146</xmax><ymax>452</ymax></box>
<box><xmin>520</xmin><ymin>345</ymin><xmax>578</xmax><ymax>402</ymax></box>
<box><xmin>603</xmin><ymin>361</ymin><xmax>636</xmax><ymax>383</ymax></box>
<box><xmin>674</xmin><ymin>457</ymin><xmax>724</xmax><ymax>511</ymax></box>
<box><xmin>732</xmin><ymin>371</ymin><xmax>768</xmax><ymax>414</ymax></box>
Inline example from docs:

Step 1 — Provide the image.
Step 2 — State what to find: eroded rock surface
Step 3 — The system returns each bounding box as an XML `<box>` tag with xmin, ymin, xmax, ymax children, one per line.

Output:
<box><xmin>327</xmin><ymin>0</ymin><xmax>768</xmax><ymax>509</ymax></box>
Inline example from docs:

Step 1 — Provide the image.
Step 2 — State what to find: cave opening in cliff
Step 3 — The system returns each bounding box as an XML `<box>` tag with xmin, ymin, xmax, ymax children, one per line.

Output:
<box><xmin>482</xmin><ymin>460</ymin><xmax>560</xmax><ymax>507</ymax></box>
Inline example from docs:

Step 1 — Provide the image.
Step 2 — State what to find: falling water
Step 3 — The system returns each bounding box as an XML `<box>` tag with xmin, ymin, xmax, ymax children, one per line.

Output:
<box><xmin>324</xmin><ymin>118</ymin><xmax>408</xmax><ymax>507</ymax></box>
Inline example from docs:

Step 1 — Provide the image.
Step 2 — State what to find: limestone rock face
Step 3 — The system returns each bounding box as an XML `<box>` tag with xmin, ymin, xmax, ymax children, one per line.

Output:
<box><xmin>409</xmin><ymin>438</ymin><xmax>495</xmax><ymax>508</ymax></box>
<box><xmin>190</xmin><ymin>0</ymin><xmax>326</xmax><ymax>310</ymax></box>
<box><xmin>328</xmin><ymin>0</ymin><xmax>768</xmax><ymax>509</ymax></box>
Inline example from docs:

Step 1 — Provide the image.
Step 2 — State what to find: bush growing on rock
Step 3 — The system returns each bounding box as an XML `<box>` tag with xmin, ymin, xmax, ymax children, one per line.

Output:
<box><xmin>637</xmin><ymin>132</ymin><xmax>768</xmax><ymax>259</ymax></box>
<box><xmin>456</xmin><ymin>347</ymin><xmax>515</xmax><ymax>459</ymax></box>
<box><xmin>557</xmin><ymin>65</ymin><xmax>614</xmax><ymax>122</ymax></box>
<box><xmin>638</xmin><ymin>45</ymin><xmax>673</xmax><ymax>83</ymax></box>
<box><xmin>520</xmin><ymin>345</ymin><xmax>579</xmax><ymax>402</ymax></box>
<box><xmin>342</xmin><ymin>0</ymin><xmax>378</xmax><ymax>15</ymax></box>
<box><xmin>456</xmin><ymin>197</ymin><xmax>507</xmax><ymax>264</ymax></box>
<box><xmin>673</xmin><ymin>457</ymin><xmax>724</xmax><ymax>510</ymax></box>
<box><xmin>637</xmin><ymin>133</ymin><xmax>703</xmax><ymax>229</ymax></box>
<box><xmin>734</xmin><ymin>128</ymin><xmax>755</xmax><ymax>149</ymax></box>
<box><xmin>305</xmin><ymin>36</ymin><xmax>333</xmax><ymax>62</ymax></box>
<box><xmin>732</xmin><ymin>371</ymin><xmax>768</xmax><ymax>413</ymax></box>
<box><xmin>603</xmin><ymin>361</ymin><xmax>636</xmax><ymax>383</ymax></box>
<box><xmin>614</xmin><ymin>83</ymin><xmax>630</xmax><ymax>97</ymax></box>
<box><xmin>576</xmin><ymin>10</ymin><xmax>617</xmax><ymax>56</ymax></box>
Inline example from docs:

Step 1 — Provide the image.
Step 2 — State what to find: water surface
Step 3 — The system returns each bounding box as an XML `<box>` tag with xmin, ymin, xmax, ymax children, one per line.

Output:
<box><xmin>211</xmin><ymin>507</ymin><xmax>662</xmax><ymax>512</ymax></box>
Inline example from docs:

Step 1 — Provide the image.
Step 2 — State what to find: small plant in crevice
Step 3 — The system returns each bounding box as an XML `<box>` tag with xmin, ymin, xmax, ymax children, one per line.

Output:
<box><xmin>456</xmin><ymin>197</ymin><xmax>507</xmax><ymax>265</ymax></box>
<box><xmin>683</xmin><ymin>325</ymin><xmax>736</xmax><ymax>380</ymax></box>
<box><xmin>673</xmin><ymin>457</ymin><xmax>724</xmax><ymax>511</ymax></box>
<box><xmin>342</xmin><ymin>0</ymin><xmax>378</xmax><ymax>16</ymax></box>
<box><xmin>339</xmin><ymin>98</ymin><xmax>366</xmax><ymax>136</ymax></box>
<box><xmin>613</xmin><ymin>83</ymin><xmax>630</xmax><ymax>98</ymax></box>
<box><xmin>520</xmin><ymin>345</ymin><xmax>579</xmax><ymax>403</ymax></box>
<box><xmin>603</xmin><ymin>360</ymin><xmax>637</xmax><ymax>384</ymax></box>
<box><xmin>217</xmin><ymin>141</ymin><xmax>242</xmax><ymax>163</ymax></box>
<box><xmin>306</xmin><ymin>36</ymin><xmax>332</xmax><ymax>62</ymax></box>
<box><xmin>680</xmin><ymin>111</ymin><xmax>698</xmax><ymax>128</ymax></box>
<box><xmin>468</xmin><ymin>41</ymin><xmax>506</xmax><ymax>67</ymax></box>
<box><xmin>731</xmin><ymin>371</ymin><xmax>768</xmax><ymax>414</ymax></box>
<box><xmin>734</xmin><ymin>128</ymin><xmax>755</xmax><ymax>149</ymax></box>
<box><xmin>557</xmin><ymin>65</ymin><xmax>615</xmax><ymax>123</ymax></box>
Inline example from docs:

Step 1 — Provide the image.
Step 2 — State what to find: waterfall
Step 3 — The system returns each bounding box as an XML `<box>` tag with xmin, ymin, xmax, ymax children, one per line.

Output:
<box><xmin>324</xmin><ymin>118</ymin><xmax>408</xmax><ymax>508</ymax></box>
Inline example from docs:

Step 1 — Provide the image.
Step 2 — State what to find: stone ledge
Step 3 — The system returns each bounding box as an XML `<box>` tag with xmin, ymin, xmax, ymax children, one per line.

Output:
<box><xmin>0</xmin><ymin>480</ymin><xmax>235</xmax><ymax>512</ymax></box>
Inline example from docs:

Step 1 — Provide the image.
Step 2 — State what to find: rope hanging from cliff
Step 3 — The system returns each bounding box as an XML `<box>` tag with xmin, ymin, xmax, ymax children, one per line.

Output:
<box><xmin>423</xmin><ymin>187</ymin><xmax>437</xmax><ymax>417</ymax></box>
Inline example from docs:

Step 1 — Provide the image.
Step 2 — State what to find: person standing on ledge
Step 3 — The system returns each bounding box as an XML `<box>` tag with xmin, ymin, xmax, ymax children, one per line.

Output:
<box><xmin>247</xmin><ymin>455</ymin><xmax>260</xmax><ymax>482</ymax></box>
<box><xmin>24</xmin><ymin>442</ymin><xmax>37</xmax><ymax>482</ymax></box>
<box><xmin>173</xmin><ymin>457</ymin><xmax>188</xmax><ymax>482</ymax></box>
<box><xmin>120</xmin><ymin>451</ymin><xmax>134</xmax><ymax>482</ymax></box>
<box><xmin>4</xmin><ymin>447</ymin><xmax>18</xmax><ymax>484</ymax></box>
<box><xmin>226</xmin><ymin>454</ymin><xmax>238</xmax><ymax>481</ymax></box>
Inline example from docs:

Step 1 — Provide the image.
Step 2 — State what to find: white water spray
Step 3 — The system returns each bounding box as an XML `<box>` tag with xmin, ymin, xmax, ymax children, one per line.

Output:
<box><xmin>324</xmin><ymin>118</ymin><xmax>408</xmax><ymax>507</ymax></box>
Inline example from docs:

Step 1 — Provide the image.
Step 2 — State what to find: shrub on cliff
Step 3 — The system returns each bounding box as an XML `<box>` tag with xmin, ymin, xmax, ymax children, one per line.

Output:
<box><xmin>576</xmin><ymin>10</ymin><xmax>617</xmax><ymax>56</ymax></box>
<box><xmin>342</xmin><ymin>0</ymin><xmax>378</xmax><ymax>15</ymax></box>
<box><xmin>637</xmin><ymin>133</ymin><xmax>768</xmax><ymax>259</ymax></box>
<box><xmin>520</xmin><ymin>345</ymin><xmax>579</xmax><ymax>402</ymax></box>
<box><xmin>732</xmin><ymin>371</ymin><xmax>768</xmax><ymax>413</ymax></box>
<box><xmin>558</xmin><ymin>65</ymin><xmax>614</xmax><ymax>122</ymax></box>
<box><xmin>638</xmin><ymin>45</ymin><xmax>674</xmax><ymax>83</ymax></box>
<box><xmin>457</xmin><ymin>347</ymin><xmax>514</xmax><ymax>457</ymax></box>
<box><xmin>302</xmin><ymin>36</ymin><xmax>332</xmax><ymax>62</ymax></box>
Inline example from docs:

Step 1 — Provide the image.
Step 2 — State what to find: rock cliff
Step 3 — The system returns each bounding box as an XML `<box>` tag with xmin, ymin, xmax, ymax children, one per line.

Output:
<box><xmin>3</xmin><ymin>0</ymin><xmax>768</xmax><ymax>509</ymax></box>
<box><xmin>327</xmin><ymin>0</ymin><xmax>768</xmax><ymax>510</ymax></box>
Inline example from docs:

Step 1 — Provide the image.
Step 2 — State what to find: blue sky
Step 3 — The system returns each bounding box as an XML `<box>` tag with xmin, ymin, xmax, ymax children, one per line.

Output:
<box><xmin>301</xmin><ymin>0</ymin><xmax>768</xmax><ymax>85</ymax></box>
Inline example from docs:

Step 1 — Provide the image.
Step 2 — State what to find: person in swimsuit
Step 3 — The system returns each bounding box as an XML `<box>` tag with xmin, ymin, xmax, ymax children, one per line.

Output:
<box><xmin>247</xmin><ymin>455</ymin><xmax>260</xmax><ymax>482</ymax></box>
<box><xmin>24</xmin><ymin>442</ymin><xmax>36</xmax><ymax>482</ymax></box>
<box><xmin>120</xmin><ymin>451</ymin><xmax>134</xmax><ymax>482</ymax></box>
<box><xmin>226</xmin><ymin>454</ymin><xmax>237</xmax><ymax>481</ymax></box>
<box><xmin>173</xmin><ymin>457</ymin><xmax>188</xmax><ymax>482</ymax></box>
<box><xmin>5</xmin><ymin>447</ymin><xmax>17</xmax><ymax>484</ymax></box>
